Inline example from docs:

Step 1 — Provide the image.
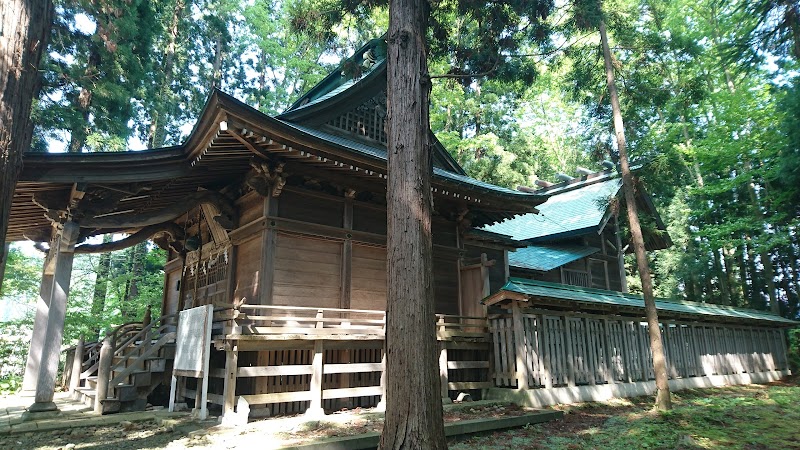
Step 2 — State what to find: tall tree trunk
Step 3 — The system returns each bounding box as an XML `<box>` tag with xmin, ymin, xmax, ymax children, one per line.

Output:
<box><xmin>380</xmin><ymin>0</ymin><xmax>447</xmax><ymax>447</ymax></box>
<box><xmin>126</xmin><ymin>241</ymin><xmax>146</xmax><ymax>306</ymax></box>
<box><xmin>211</xmin><ymin>35</ymin><xmax>224</xmax><ymax>91</ymax></box>
<box><xmin>600</xmin><ymin>20</ymin><xmax>671</xmax><ymax>411</ymax></box>
<box><xmin>147</xmin><ymin>0</ymin><xmax>186</xmax><ymax>149</ymax></box>
<box><xmin>723</xmin><ymin>247</ymin><xmax>741</xmax><ymax>306</ymax></box>
<box><xmin>745</xmin><ymin>175</ymin><xmax>779</xmax><ymax>313</ymax></box>
<box><xmin>68</xmin><ymin>48</ymin><xmax>100</xmax><ymax>153</ymax></box>
<box><xmin>0</xmin><ymin>0</ymin><xmax>52</xmax><ymax>291</ymax></box>
<box><xmin>737</xmin><ymin>243</ymin><xmax>751</xmax><ymax>304</ymax></box>
<box><xmin>712</xmin><ymin>248</ymin><xmax>731</xmax><ymax>305</ymax></box>
<box><xmin>90</xmin><ymin>235</ymin><xmax>113</xmax><ymax>338</ymax></box>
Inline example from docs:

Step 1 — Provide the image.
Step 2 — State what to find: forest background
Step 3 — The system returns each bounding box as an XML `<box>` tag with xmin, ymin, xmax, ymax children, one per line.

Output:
<box><xmin>1</xmin><ymin>0</ymin><xmax>800</xmax><ymax>392</ymax></box>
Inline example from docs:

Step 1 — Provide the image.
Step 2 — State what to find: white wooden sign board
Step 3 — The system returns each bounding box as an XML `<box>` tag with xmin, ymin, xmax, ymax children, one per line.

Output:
<box><xmin>169</xmin><ymin>304</ymin><xmax>214</xmax><ymax>420</ymax></box>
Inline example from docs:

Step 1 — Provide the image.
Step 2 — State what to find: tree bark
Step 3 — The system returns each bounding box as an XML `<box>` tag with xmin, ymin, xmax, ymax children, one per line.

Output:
<box><xmin>124</xmin><ymin>241</ymin><xmax>146</xmax><ymax>320</ymax></box>
<box><xmin>712</xmin><ymin>247</ymin><xmax>731</xmax><ymax>305</ymax></box>
<box><xmin>90</xmin><ymin>235</ymin><xmax>112</xmax><ymax>338</ymax></box>
<box><xmin>68</xmin><ymin>48</ymin><xmax>98</xmax><ymax>153</ymax></box>
<box><xmin>147</xmin><ymin>0</ymin><xmax>186</xmax><ymax>149</ymax></box>
<box><xmin>380</xmin><ymin>0</ymin><xmax>447</xmax><ymax>448</ymax></box>
<box><xmin>599</xmin><ymin>20</ymin><xmax>671</xmax><ymax>411</ymax></box>
<box><xmin>0</xmin><ymin>0</ymin><xmax>53</xmax><ymax>293</ymax></box>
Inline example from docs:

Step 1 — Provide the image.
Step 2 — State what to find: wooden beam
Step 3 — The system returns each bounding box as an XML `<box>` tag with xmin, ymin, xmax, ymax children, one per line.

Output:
<box><xmin>226</xmin><ymin>129</ymin><xmax>267</xmax><ymax>159</ymax></box>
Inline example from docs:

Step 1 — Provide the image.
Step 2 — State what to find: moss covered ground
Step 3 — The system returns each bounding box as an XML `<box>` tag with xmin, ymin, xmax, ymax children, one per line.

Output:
<box><xmin>450</xmin><ymin>378</ymin><xmax>800</xmax><ymax>450</ymax></box>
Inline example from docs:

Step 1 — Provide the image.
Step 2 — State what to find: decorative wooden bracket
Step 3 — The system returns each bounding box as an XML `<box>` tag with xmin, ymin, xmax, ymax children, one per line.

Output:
<box><xmin>245</xmin><ymin>158</ymin><xmax>286</xmax><ymax>197</ymax></box>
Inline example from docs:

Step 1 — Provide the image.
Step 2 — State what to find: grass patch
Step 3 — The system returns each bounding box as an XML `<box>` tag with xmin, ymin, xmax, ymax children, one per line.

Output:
<box><xmin>450</xmin><ymin>381</ymin><xmax>800</xmax><ymax>450</ymax></box>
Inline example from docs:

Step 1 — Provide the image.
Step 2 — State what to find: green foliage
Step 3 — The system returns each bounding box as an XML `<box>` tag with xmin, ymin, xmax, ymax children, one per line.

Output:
<box><xmin>789</xmin><ymin>329</ymin><xmax>800</xmax><ymax>372</ymax></box>
<box><xmin>0</xmin><ymin>319</ymin><xmax>32</xmax><ymax>395</ymax></box>
<box><xmin>64</xmin><ymin>242</ymin><xmax>166</xmax><ymax>343</ymax></box>
<box><xmin>36</xmin><ymin>0</ymin><xmax>158</xmax><ymax>152</ymax></box>
<box><xmin>1</xmin><ymin>246</ymin><xmax>43</xmax><ymax>302</ymax></box>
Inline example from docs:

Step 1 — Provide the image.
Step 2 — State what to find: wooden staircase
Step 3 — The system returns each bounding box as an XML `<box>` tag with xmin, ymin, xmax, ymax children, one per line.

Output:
<box><xmin>70</xmin><ymin>313</ymin><xmax>177</xmax><ymax>414</ymax></box>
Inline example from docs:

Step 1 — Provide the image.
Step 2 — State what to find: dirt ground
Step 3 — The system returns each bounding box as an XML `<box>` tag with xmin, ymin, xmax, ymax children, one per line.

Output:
<box><xmin>0</xmin><ymin>403</ymin><xmax>526</xmax><ymax>450</ymax></box>
<box><xmin>2</xmin><ymin>377</ymin><xmax>797</xmax><ymax>450</ymax></box>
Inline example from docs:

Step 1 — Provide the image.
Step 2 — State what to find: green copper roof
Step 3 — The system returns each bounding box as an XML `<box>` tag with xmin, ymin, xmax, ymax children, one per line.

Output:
<box><xmin>509</xmin><ymin>245</ymin><xmax>600</xmax><ymax>272</ymax></box>
<box><xmin>489</xmin><ymin>278</ymin><xmax>798</xmax><ymax>326</ymax></box>
<box><xmin>482</xmin><ymin>178</ymin><xmax>622</xmax><ymax>241</ymax></box>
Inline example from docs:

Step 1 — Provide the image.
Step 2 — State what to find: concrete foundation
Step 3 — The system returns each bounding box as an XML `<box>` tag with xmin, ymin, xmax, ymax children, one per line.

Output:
<box><xmin>485</xmin><ymin>369</ymin><xmax>792</xmax><ymax>408</ymax></box>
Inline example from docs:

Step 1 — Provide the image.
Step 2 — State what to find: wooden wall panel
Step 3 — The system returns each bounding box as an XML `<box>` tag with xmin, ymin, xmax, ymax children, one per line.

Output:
<box><xmin>238</xmin><ymin>191</ymin><xmax>264</xmax><ymax>225</ymax></box>
<box><xmin>279</xmin><ymin>190</ymin><xmax>344</xmax><ymax>228</ymax></box>
<box><xmin>273</xmin><ymin>234</ymin><xmax>342</xmax><ymax>308</ymax></box>
<box><xmin>233</xmin><ymin>235</ymin><xmax>262</xmax><ymax>304</ymax></box>
<box><xmin>434</xmin><ymin>252</ymin><xmax>459</xmax><ymax>315</ymax></box>
<box><xmin>351</xmin><ymin>244</ymin><xmax>387</xmax><ymax>311</ymax></box>
<box><xmin>353</xmin><ymin>205</ymin><xmax>387</xmax><ymax>236</ymax></box>
<box><xmin>163</xmin><ymin>269</ymin><xmax>181</xmax><ymax>317</ymax></box>
<box><xmin>432</xmin><ymin>220</ymin><xmax>457</xmax><ymax>247</ymax></box>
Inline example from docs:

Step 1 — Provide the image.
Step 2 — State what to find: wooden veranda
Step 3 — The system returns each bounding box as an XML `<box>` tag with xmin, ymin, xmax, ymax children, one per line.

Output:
<box><xmin>169</xmin><ymin>304</ymin><xmax>492</xmax><ymax>420</ymax></box>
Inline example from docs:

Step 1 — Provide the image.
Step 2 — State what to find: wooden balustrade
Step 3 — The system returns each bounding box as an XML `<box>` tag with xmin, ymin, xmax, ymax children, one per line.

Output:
<box><xmin>196</xmin><ymin>304</ymin><xmax>493</xmax><ymax>419</ymax></box>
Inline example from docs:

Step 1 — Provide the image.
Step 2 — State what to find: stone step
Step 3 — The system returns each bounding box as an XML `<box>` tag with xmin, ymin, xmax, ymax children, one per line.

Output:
<box><xmin>100</xmin><ymin>398</ymin><xmax>121</xmax><ymax>414</ymax></box>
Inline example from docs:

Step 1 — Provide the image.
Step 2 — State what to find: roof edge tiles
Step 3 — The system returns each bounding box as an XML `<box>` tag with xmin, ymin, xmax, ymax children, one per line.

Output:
<box><xmin>484</xmin><ymin>278</ymin><xmax>799</xmax><ymax>326</ymax></box>
<box><xmin>509</xmin><ymin>245</ymin><xmax>601</xmax><ymax>272</ymax></box>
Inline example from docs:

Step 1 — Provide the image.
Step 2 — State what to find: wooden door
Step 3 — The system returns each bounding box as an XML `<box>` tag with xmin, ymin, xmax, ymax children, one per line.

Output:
<box><xmin>459</xmin><ymin>256</ymin><xmax>490</xmax><ymax>319</ymax></box>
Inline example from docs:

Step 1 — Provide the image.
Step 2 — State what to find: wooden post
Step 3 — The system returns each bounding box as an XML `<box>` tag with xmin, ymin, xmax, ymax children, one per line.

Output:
<box><xmin>540</xmin><ymin>314</ymin><xmax>553</xmax><ymax>389</ymax></box>
<box><xmin>439</xmin><ymin>342</ymin><xmax>451</xmax><ymax>402</ymax></box>
<box><xmin>338</xmin><ymin>190</ymin><xmax>354</xmax><ymax>409</ymax></box>
<box><xmin>307</xmin><ymin>310</ymin><xmax>325</xmax><ymax>417</ymax></box>
<box><xmin>602</xmin><ymin>319</ymin><xmax>614</xmax><ymax>384</ymax></box>
<box><xmin>778</xmin><ymin>329</ymin><xmax>788</xmax><ymax>371</ymax></box>
<box><xmin>376</xmin><ymin>347</ymin><xmax>387</xmax><ymax>412</ymax></box>
<box><xmin>222</xmin><ymin>340</ymin><xmax>239</xmax><ymax>419</ymax></box>
<box><xmin>30</xmin><ymin>222</ymin><xmax>79</xmax><ymax>412</ymax></box>
<box><xmin>69</xmin><ymin>335</ymin><xmax>84</xmax><ymax>394</ymax></box>
<box><xmin>142</xmin><ymin>305</ymin><xmax>152</xmax><ymax>353</ymax></box>
<box><xmin>21</xmin><ymin>257</ymin><xmax>56</xmax><ymax>394</ymax></box>
<box><xmin>563</xmin><ymin>316</ymin><xmax>576</xmax><ymax>388</ymax></box>
<box><xmin>511</xmin><ymin>302</ymin><xmax>529</xmax><ymax>390</ymax></box>
<box><xmin>260</xmin><ymin>189</ymin><xmax>279</xmax><ymax>304</ymax></box>
<box><xmin>94</xmin><ymin>336</ymin><xmax>113</xmax><ymax>414</ymax></box>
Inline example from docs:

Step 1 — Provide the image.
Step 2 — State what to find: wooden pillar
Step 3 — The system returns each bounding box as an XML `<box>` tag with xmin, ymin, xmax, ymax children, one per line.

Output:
<box><xmin>337</xmin><ymin>191</ymin><xmax>355</xmax><ymax>408</ymax></box>
<box><xmin>21</xmin><ymin>252</ymin><xmax>56</xmax><ymax>394</ymax></box>
<box><xmin>260</xmin><ymin>189</ymin><xmax>279</xmax><ymax>305</ymax></box>
<box><xmin>30</xmin><ymin>222</ymin><xmax>79</xmax><ymax>412</ymax></box>
<box><xmin>439</xmin><ymin>342</ymin><xmax>452</xmax><ymax>402</ymax></box>
<box><xmin>69</xmin><ymin>335</ymin><xmax>84</xmax><ymax>394</ymax></box>
<box><xmin>376</xmin><ymin>346</ymin><xmax>387</xmax><ymax>411</ymax></box>
<box><xmin>511</xmin><ymin>302</ymin><xmax>529</xmax><ymax>389</ymax></box>
<box><xmin>307</xmin><ymin>310</ymin><xmax>325</xmax><ymax>417</ymax></box>
<box><xmin>94</xmin><ymin>336</ymin><xmax>113</xmax><ymax>414</ymax></box>
<box><xmin>222</xmin><ymin>340</ymin><xmax>239</xmax><ymax>418</ymax></box>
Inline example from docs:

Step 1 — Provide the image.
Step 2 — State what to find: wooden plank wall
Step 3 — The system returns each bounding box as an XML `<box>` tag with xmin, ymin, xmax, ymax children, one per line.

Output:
<box><xmin>272</xmin><ymin>233</ymin><xmax>342</xmax><ymax>308</ymax></box>
<box><xmin>351</xmin><ymin>244</ymin><xmax>387</xmax><ymax>310</ymax></box>
<box><xmin>232</xmin><ymin>235</ymin><xmax>261</xmax><ymax>304</ymax></box>
<box><xmin>490</xmin><ymin>309</ymin><xmax>789</xmax><ymax>389</ymax></box>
